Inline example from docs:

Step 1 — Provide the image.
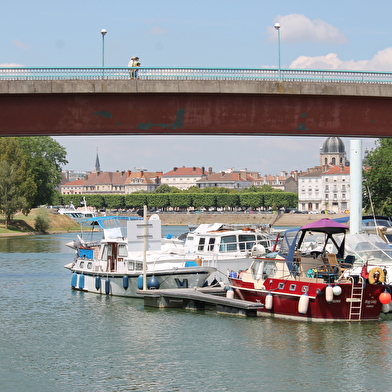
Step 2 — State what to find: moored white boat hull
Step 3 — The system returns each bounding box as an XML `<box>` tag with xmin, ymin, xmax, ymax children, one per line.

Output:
<box><xmin>69</xmin><ymin>267</ymin><xmax>215</xmax><ymax>297</ymax></box>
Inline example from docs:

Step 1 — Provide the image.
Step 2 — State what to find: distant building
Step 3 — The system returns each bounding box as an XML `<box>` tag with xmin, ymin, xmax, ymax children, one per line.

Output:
<box><xmin>61</xmin><ymin>179</ymin><xmax>84</xmax><ymax>195</ymax></box>
<box><xmin>197</xmin><ymin>169</ymin><xmax>254</xmax><ymax>190</ymax></box>
<box><xmin>298</xmin><ymin>167</ymin><xmax>324</xmax><ymax>212</ymax></box>
<box><xmin>63</xmin><ymin>170</ymin><xmax>89</xmax><ymax>182</ymax></box>
<box><xmin>298</xmin><ymin>137</ymin><xmax>351</xmax><ymax>213</ymax></box>
<box><xmin>251</xmin><ymin>171</ymin><xmax>295</xmax><ymax>191</ymax></box>
<box><xmin>59</xmin><ymin>152</ymin><xmax>161</xmax><ymax>195</ymax></box>
<box><xmin>322</xmin><ymin>164</ymin><xmax>350</xmax><ymax>213</ymax></box>
<box><xmin>161</xmin><ymin>166</ymin><xmax>208</xmax><ymax>190</ymax></box>
<box><xmin>124</xmin><ymin>171</ymin><xmax>162</xmax><ymax>193</ymax></box>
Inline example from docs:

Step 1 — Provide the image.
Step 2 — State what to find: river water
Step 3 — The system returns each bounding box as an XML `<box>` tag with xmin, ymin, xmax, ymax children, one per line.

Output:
<box><xmin>1</xmin><ymin>227</ymin><xmax>392</xmax><ymax>391</ymax></box>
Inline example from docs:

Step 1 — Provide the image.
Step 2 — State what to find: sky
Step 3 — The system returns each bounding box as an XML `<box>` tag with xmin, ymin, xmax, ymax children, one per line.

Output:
<box><xmin>1</xmin><ymin>0</ymin><xmax>389</xmax><ymax>174</ymax></box>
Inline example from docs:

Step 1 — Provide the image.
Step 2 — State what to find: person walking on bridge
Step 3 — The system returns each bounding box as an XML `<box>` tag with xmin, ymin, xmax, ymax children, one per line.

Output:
<box><xmin>128</xmin><ymin>56</ymin><xmax>139</xmax><ymax>78</ymax></box>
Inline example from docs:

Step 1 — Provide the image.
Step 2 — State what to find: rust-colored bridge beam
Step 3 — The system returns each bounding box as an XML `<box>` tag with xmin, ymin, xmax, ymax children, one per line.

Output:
<box><xmin>0</xmin><ymin>80</ymin><xmax>392</xmax><ymax>137</ymax></box>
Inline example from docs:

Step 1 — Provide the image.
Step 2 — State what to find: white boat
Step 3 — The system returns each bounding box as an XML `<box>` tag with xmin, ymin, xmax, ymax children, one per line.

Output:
<box><xmin>64</xmin><ymin>215</ymin><xmax>215</xmax><ymax>297</ymax></box>
<box><xmin>361</xmin><ymin>215</ymin><xmax>392</xmax><ymax>247</ymax></box>
<box><xmin>183</xmin><ymin>223</ymin><xmax>277</xmax><ymax>283</ymax></box>
<box><xmin>58</xmin><ymin>197</ymin><xmax>97</xmax><ymax>225</ymax></box>
<box><xmin>343</xmin><ymin>233</ymin><xmax>392</xmax><ymax>282</ymax></box>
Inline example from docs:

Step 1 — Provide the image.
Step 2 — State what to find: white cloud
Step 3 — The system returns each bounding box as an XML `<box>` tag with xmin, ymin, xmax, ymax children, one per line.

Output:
<box><xmin>12</xmin><ymin>39</ymin><xmax>28</xmax><ymax>49</ymax></box>
<box><xmin>0</xmin><ymin>63</ymin><xmax>24</xmax><ymax>67</ymax></box>
<box><xmin>150</xmin><ymin>26</ymin><xmax>168</xmax><ymax>36</ymax></box>
<box><xmin>290</xmin><ymin>48</ymin><xmax>392</xmax><ymax>71</ymax></box>
<box><xmin>266</xmin><ymin>14</ymin><xmax>348</xmax><ymax>44</ymax></box>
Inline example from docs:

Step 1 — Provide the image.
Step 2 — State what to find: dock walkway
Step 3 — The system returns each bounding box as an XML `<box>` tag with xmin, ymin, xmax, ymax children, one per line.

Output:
<box><xmin>137</xmin><ymin>287</ymin><xmax>263</xmax><ymax>317</ymax></box>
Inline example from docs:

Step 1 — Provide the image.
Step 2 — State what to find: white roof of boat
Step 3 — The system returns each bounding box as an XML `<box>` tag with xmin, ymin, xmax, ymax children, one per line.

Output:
<box><xmin>192</xmin><ymin>223</ymin><xmax>225</xmax><ymax>234</ymax></box>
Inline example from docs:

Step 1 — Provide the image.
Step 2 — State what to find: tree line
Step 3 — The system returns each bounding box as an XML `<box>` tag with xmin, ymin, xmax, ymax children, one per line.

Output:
<box><xmin>54</xmin><ymin>191</ymin><xmax>298</xmax><ymax>211</ymax></box>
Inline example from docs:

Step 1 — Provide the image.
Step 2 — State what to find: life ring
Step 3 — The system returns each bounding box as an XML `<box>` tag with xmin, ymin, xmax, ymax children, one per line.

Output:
<box><xmin>368</xmin><ymin>267</ymin><xmax>385</xmax><ymax>284</ymax></box>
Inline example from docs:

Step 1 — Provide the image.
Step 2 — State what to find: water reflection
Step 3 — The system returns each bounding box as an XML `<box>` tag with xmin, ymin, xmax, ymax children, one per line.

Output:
<box><xmin>0</xmin><ymin>233</ymin><xmax>76</xmax><ymax>254</ymax></box>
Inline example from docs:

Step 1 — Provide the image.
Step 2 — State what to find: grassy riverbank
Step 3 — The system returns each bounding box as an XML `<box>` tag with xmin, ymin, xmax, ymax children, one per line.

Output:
<box><xmin>0</xmin><ymin>209</ymin><xmax>80</xmax><ymax>236</ymax></box>
<box><xmin>0</xmin><ymin>209</ymin><xmax>349</xmax><ymax>237</ymax></box>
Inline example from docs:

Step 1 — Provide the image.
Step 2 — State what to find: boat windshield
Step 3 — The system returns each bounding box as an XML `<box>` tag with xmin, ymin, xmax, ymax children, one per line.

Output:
<box><xmin>345</xmin><ymin>233</ymin><xmax>392</xmax><ymax>263</ymax></box>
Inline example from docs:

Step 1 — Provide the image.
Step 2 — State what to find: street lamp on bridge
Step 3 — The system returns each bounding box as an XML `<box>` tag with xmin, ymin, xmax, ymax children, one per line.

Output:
<box><xmin>101</xmin><ymin>29</ymin><xmax>107</xmax><ymax>77</ymax></box>
<box><xmin>274</xmin><ymin>23</ymin><xmax>281</xmax><ymax>80</ymax></box>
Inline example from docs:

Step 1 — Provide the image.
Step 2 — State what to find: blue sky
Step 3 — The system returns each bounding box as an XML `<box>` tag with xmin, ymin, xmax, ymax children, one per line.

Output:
<box><xmin>1</xmin><ymin>0</ymin><xmax>386</xmax><ymax>174</ymax></box>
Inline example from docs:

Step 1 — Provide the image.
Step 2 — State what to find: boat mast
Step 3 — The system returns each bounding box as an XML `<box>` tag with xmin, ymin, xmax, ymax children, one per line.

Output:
<box><xmin>349</xmin><ymin>139</ymin><xmax>362</xmax><ymax>234</ymax></box>
<box><xmin>143</xmin><ymin>205</ymin><xmax>148</xmax><ymax>290</ymax></box>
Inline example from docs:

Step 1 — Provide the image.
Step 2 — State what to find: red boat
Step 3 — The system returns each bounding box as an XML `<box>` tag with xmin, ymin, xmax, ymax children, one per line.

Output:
<box><xmin>229</xmin><ymin>218</ymin><xmax>390</xmax><ymax>322</ymax></box>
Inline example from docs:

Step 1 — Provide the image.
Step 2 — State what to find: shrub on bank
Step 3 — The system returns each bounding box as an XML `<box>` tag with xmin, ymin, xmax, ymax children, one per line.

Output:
<box><xmin>34</xmin><ymin>207</ymin><xmax>51</xmax><ymax>233</ymax></box>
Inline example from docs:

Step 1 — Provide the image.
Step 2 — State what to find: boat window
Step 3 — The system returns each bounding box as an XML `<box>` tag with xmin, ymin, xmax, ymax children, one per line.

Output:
<box><xmin>278</xmin><ymin>282</ymin><xmax>285</xmax><ymax>289</ymax></box>
<box><xmin>263</xmin><ymin>262</ymin><xmax>277</xmax><ymax>277</ymax></box>
<box><xmin>219</xmin><ymin>235</ymin><xmax>237</xmax><ymax>252</ymax></box>
<box><xmin>239</xmin><ymin>234</ymin><xmax>256</xmax><ymax>251</ymax></box>
<box><xmin>198</xmin><ymin>237</ymin><xmax>206</xmax><ymax>251</ymax></box>
<box><xmin>118</xmin><ymin>244</ymin><xmax>128</xmax><ymax>257</ymax></box>
<box><xmin>128</xmin><ymin>261</ymin><xmax>135</xmax><ymax>271</ymax></box>
<box><xmin>251</xmin><ymin>260</ymin><xmax>264</xmax><ymax>280</ymax></box>
<box><xmin>102</xmin><ymin>245</ymin><xmax>108</xmax><ymax>261</ymax></box>
<box><xmin>208</xmin><ymin>238</ymin><xmax>215</xmax><ymax>251</ymax></box>
<box><xmin>302</xmin><ymin>286</ymin><xmax>309</xmax><ymax>293</ymax></box>
<box><xmin>256</xmin><ymin>235</ymin><xmax>271</xmax><ymax>249</ymax></box>
<box><xmin>79</xmin><ymin>261</ymin><xmax>84</xmax><ymax>268</ymax></box>
<box><xmin>136</xmin><ymin>262</ymin><xmax>143</xmax><ymax>270</ymax></box>
<box><xmin>289</xmin><ymin>284</ymin><xmax>296</xmax><ymax>291</ymax></box>
<box><xmin>87</xmin><ymin>262</ymin><xmax>92</xmax><ymax>269</ymax></box>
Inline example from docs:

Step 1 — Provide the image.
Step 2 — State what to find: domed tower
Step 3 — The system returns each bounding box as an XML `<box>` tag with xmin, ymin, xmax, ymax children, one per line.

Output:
<box><xmin>320</xmin><ymin>137</ymin><xmax>347</xmax><ymax>170</ymax></box>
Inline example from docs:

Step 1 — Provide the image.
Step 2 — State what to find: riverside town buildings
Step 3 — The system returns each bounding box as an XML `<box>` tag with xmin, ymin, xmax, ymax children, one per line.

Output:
<box><xmin>60</xmin><ymin>137</ymin><xmax>361</xmax><ymax>213</ymax></box>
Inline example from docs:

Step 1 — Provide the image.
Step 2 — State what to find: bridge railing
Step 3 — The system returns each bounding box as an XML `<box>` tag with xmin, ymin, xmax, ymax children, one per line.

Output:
<box><xmin>0</xmin><ymin>66</ymin><xmax>392</xmax><ymax>84</ymax></box>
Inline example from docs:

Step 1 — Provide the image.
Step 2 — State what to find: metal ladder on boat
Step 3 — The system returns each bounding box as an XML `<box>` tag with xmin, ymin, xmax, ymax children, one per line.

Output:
<box><xmin>348</xmin><ymin>276</ymin><xmax>365</xmax><ymax>321</ymax></box>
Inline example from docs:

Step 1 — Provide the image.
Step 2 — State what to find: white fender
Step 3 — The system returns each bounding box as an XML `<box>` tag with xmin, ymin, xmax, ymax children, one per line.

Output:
<box><xmin>265</xmin><ymin>293</ymin><xmax>273</xmax><ymax>310</ymax></box>
<box><xmin>298</xmin><ymin>293</ymin><xmax>309</xmax><ymax>314</ymax></box>
<box><xmin>226</xmin><ymin>288</ymin><xmax>234</xmax><ymax>299</ymax></box>
<box><xmin>382</xmin><ymin>303</ymin><xmax>390</xmax><ymax>314</ymax></box>
<box><xmin>332</xmin><ymin>285</ymin><xmax>342</xmax><ymax>296</ymax></box>
<box><xmin>326</xmin><ymin>285</ymin><xmax>334</xmax><ymax>303</ymax></box>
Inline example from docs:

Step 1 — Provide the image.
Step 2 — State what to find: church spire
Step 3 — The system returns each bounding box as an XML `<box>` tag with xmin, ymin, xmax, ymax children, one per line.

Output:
<box><xmin>95</xmin><ymin>149</ymin><xmax>101</xmax><ymax>173</ymax></box>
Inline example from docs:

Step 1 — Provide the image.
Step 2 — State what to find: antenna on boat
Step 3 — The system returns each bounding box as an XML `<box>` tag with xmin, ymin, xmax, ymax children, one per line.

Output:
<box><xmin>365</xmin><ymin>181</ymin><xmax>378</xmax><ymax>230</ymax></box>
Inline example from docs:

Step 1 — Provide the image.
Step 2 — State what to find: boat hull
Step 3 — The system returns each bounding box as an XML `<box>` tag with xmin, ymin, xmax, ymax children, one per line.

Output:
<box><xmin>230</xmin><ymin>278</ymin><xmax>384</xmax><ymax>322</ymax></box>
<box><xmin>69</xmin><ymin>267</ymin><xmax>215</xmax><ymax>298</ymax></box>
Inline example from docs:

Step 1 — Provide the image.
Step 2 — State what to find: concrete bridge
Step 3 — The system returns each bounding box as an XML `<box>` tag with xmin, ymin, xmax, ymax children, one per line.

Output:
<box><xmin>1</xmin><ymin>67</ymin><xmax>392</xmax><ymax>138</ymax></box>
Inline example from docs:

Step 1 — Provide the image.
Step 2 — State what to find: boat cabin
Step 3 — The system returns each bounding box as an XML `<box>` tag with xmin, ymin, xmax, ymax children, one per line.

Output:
<box><xmin>184</xmin><ymin>223</ymin><xmax>272</xmax><ymax>255</ymax></box>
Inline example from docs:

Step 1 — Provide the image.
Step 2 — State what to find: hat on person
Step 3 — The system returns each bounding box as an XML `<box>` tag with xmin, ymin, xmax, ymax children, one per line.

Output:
<box><xmin>131</xmin><ymin>56</ymin><xmax>136</xmax><ymax>60</ymax></box>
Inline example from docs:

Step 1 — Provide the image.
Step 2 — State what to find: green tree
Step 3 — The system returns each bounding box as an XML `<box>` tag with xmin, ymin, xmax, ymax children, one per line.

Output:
<box><xmin>192</xmin><ymin>194</ymin><xmax>216</xmax><ymax>209</ymax></box>
<box><xmin>105</xmin><ymin>195</ymin><xmax>125</xmax><ymax>210</ymax></box>
<box><xmin>18</xmin><ymin>137</ymin><xmax>68</xmax><ymax>206</ymax></box>
<box><xmin>216</xmin><ymin>193</ymin><xmax>240</xmax><ymax>210</ymax></box>
<box><xmin>153</xmin><ymin>184</ymin><xmax>175</xmax><ymax>193</ymax></box>
<box><xmin>169</xmin><ymin>193</ymin><xmax>193</xmax><ymax>210</ymax></box>
<box><xmin>363</xmin><ymin>139</ymin><xmax>392</xmax><ymax>215</ymax></box>
<box><xmin>147</xmin><ymin>194</ymin><xmax>170</xmax><ymax>210</ymax></box>
<box><xmin>34</xmin><ymin>207</ymin><xmax>51</xmax><ymax>233</ymax></box>
<box><xmin>125</xmin><ymin>194</ymin><xmax>147</xmax><ymax>209</ymax></box>
<box><xmin>0</xmin><ymin>138</ymin><xmax>37</xmax><ymax>227</ymax></box>
<box><xmin>186</xmin><ymin>186</ymin><xmax>201</xmax><ymax>193</ymax></box>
